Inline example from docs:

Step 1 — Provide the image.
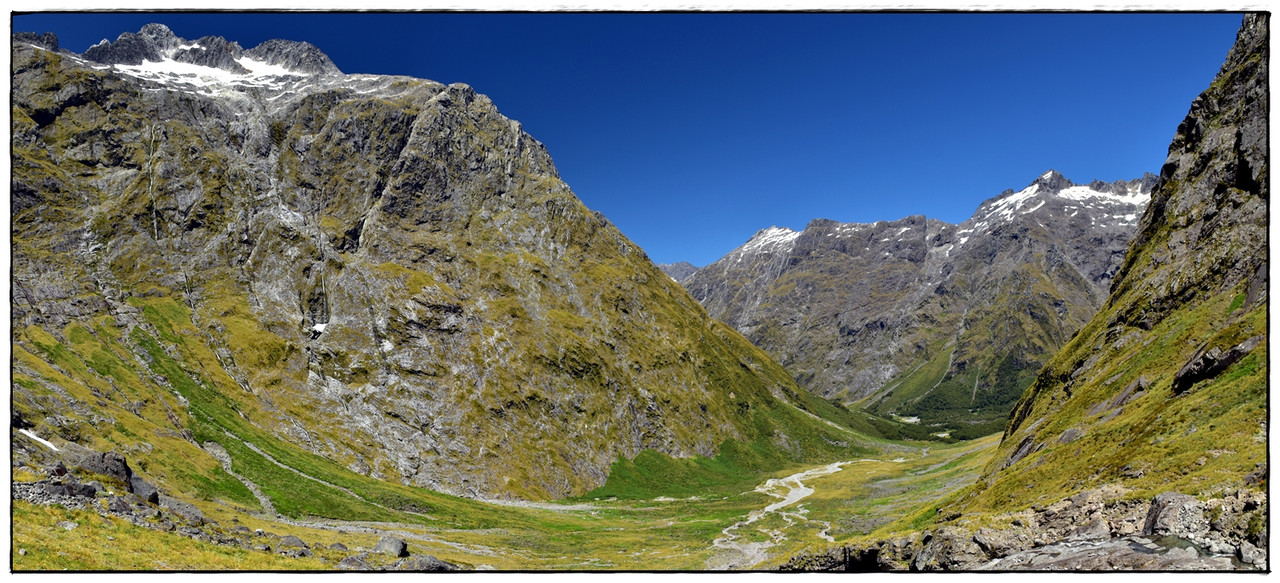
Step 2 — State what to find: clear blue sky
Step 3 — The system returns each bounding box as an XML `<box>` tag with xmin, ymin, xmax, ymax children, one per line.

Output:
<box><xmin>14</xmin><ymin>12</ymin><xmax>1245</xmax><ymax>266</ymax></box>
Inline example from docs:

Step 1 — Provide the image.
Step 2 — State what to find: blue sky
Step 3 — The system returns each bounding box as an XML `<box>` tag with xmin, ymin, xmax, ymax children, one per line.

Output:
<box><xmin>14</xmin><ymin>12</ymin><xmax>1245</xmax><ymax>266</ymax></box>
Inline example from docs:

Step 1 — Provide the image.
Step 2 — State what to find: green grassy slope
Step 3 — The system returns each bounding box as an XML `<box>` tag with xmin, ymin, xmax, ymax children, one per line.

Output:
<box><xmin>944</xmin><ymin>13</ymin><xmax>1268</xmax><ymax>517</ymax></box>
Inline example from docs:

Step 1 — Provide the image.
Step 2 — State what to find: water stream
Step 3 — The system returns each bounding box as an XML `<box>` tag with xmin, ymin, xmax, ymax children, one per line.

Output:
<box><xmin>708</xmin><ymin>459</ymin><xmax>886</xmax><ymax>569</ymax></box>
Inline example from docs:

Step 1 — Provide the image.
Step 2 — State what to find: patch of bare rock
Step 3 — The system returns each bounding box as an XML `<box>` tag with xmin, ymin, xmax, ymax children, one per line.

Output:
<box><xmin>782</xmin><ymin>483</ymin><xmax>1266</xmax><ymax>571</ymax></box>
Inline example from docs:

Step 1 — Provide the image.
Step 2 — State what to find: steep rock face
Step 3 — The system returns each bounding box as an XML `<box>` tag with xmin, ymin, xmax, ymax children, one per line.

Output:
<box><xmin>11</xmin><ymin>26</ymin><xmax>854</xmax><ymax>501</ymax></box>
<box><xmin>961</xmin><ymin>13</ymin><xmax>1267</xmax><ymax>518</ymax></box>
<box><xmin>684</xmin><ymin>172</ymin><xmax>1153</xmax><ymax>435</ymax></box>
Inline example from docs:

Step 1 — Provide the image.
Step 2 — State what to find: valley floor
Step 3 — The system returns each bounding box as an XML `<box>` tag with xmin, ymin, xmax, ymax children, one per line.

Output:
<box><xmin>12</xmin><ymin>435</ymin><xmax>999</xmax><ymax>570</ymax></box>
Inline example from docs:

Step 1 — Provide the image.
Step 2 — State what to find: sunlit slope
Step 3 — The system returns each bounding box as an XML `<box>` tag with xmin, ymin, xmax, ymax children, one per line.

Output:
<box><xmin>11</xmin><ymin>27</ymin><xmax>879</xmax><ymax>508</ymax></box>
<box><xmin>951</xmin><ymin>13</ymin><xmax>1268</xmax><ymax>516</ymax></box>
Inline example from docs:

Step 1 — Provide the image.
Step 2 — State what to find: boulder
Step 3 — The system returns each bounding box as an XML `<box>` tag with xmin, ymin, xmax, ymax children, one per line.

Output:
<box><xmin>73</xmin><ymin>451</ymin><xmax>159</xmax><ymax>503</ymax></box>
<box><xmin>372</xmin><ymin>535</ymin><xmax>409</xmax><ymax>557</ymax></box>
<box><xmin>1239</xmin><ymin>541</ymin><xmax>1265</xmax><ymax>565</ymax></box>
<box><xmin>972</xmin><ymin>528</ymin><xmax>1031</xmax><ymax>559</ymax></box>
<box><xmin>74</xmin><ymin>451</ymin><xmax>132</xmax><ymax>484</ymax></box>
<box><xmin>107</xmin><ymin>496</ymin><xmax>133</xmax><ymax>513</ymax></box>
<box><xmin>911</xmin><ymin>528</ymin><xmax>986</xmax><ymax>570</ymax></box>
<box><xmin>279</xmin><ymin>535</ymin><xmax>309</xmax><ymax>549</ymax></box>
<box><xmin>129</xmin><ymin>475</ymin><xmax>160</xmax><ymax>504</ymax></box>
<box><xmin>40</xmin><ymin>479</ymin><xmax>97</xmax><ymax>499</ymax></box>
<box><xmin>392</xmin><ymin>555</ymin><xmax>458</xmax><ymax>571</ymax></box>
<box><xmin>1066</xmin><ymin>518</ymin><xmax>1111</xmax><ymax>541</ymax></box>
<box><xmin>336</xmin><ymin>554</ymin><xmax>373</xmax><ymax>570</ymax></box>
<box><xmin>1143</xmin><ymin>492</ymin><xmax>1207</xmax><ymax>538</ymax></box>
<box><xmin>159</xmin><ymin>495</ymin><xmax>206</xmax><ymax>525</ymax></box>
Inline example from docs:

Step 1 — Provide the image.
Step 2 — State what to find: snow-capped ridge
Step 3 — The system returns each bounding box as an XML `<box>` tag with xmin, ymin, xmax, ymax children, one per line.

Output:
<box><xmin>973</xmin><ymin>170</ymin><xmax>1153</xmax><ymax>229</ymax></box>
<box><xmin>82</xmin><ymin>23</ymin><xmax>341</xmax><ymax>82</ymax></box>
<box><xmin>738</xmin><ymin>226</ymin><xmax>801</xmax><ymax>254</ymax></box>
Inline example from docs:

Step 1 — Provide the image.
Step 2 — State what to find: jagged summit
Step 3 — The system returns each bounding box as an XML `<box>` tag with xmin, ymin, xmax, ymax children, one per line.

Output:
<box><xmin>245</xmin><ymin>38</ymin><xmax>341</xmax><ymax>75</ymax></box>
<box><xmin>13</xmin><ymin>31</ymin><xmax>58</xmax><ymax>52</ymax></box>
<box><xmin>80</xmin><ymin>23</ymin><xmax>341</xmax><ymax>77</ymax></box>
<box><xmin>963</xmin><ymin>170</ymin><xmax>1154</xmax><ymax>247</ymax></box>
<box><xmin>1031</xmin><ymin>169</ymin><xmax>1073</xmax><ymax>191</ymax></box>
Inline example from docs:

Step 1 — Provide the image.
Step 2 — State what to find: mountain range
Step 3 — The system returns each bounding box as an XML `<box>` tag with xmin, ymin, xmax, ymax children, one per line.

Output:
<box><xmin>681</xmin><ymin>169</ymin><xmax>1156</xmax><ymax>436</ymax></box>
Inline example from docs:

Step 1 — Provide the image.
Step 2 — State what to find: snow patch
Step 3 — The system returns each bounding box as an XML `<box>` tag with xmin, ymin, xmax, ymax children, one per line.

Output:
<box><xmin>109</xmin><ymin>53</ymin><xmax>311</xmax><ymax>100</ymax></box>
<box><xmin>739</xmin><ymin>226</ymin><xmax>800</xmax><ymax>254</ymax></box>
<box><xmin>18</xmin><ymin>429</ymin><xmax>59</xmax><ymax>451</ymax></box>
<box><xmin>235</xmin><ymin>56</ymin><xmax>300</xmax><ymax>77</ymax></box>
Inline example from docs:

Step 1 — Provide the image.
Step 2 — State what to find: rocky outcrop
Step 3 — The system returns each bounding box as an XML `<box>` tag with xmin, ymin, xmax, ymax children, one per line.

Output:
<box><xmin>782</xmin><ymin>487</ymin><xmax>1266</xmax><ymax>571</ymax></box>
<box><xmin>1171</xmin><ymin>335</ymin><xmax>1264</xmax><ymax>394</ymax></box>
<box><xmin>73</xmin><ymin>451</ymin><xmax>159</xmax><ymax>504</ymax></box>
<box><xmin>1144</xmin><ymin>492</ymin><xmax>1207</xmax><ymax>539</ymax></box>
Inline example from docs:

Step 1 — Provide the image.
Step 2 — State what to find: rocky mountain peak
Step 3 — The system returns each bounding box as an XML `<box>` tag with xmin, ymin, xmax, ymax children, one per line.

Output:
<box><xmin>739</xmin><ymin>226</ymin><xmax>802</xmax><ymax>254</ymax></box>
<box><xmin>1030</xmin><ymin>169</ymin><xmax>1073</xmax><ymax>192</ymax></box>
<box><xmin>13</xmin><ymin>31</ymin><xmax>58</xmax><ymax>52</ymax></box>
<box><xmin>82</xmin><ymin>23</ymin><xmax>341</xmax><ymax>76</ymax></box>
<box><xmin>245</xmin><ymin>38</ymin><xmax>341</xmax><ymax>75</ymax></box>
<box><xmin>138</xmin><ymin>22</ymin><xmax>178</xmax><ymax>45</ymax></box>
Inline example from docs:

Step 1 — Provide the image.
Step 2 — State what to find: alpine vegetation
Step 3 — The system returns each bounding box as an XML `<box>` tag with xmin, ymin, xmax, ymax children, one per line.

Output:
<box><xmin>10</xmin><ymin>14</ymin><xmax>1267</xmax><ymax>572</ymax></box>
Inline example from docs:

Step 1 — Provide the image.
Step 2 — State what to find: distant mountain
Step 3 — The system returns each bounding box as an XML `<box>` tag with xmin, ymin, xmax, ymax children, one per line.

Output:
<box><xmin>684</xmin><ymin>170</ymin><xmax>1156</xmax><ymax>436</ymax></box>
<box><xmin>657</xmin><ymin>261</ymin><xmax>700</xmax><ymax>283</ymax></box>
